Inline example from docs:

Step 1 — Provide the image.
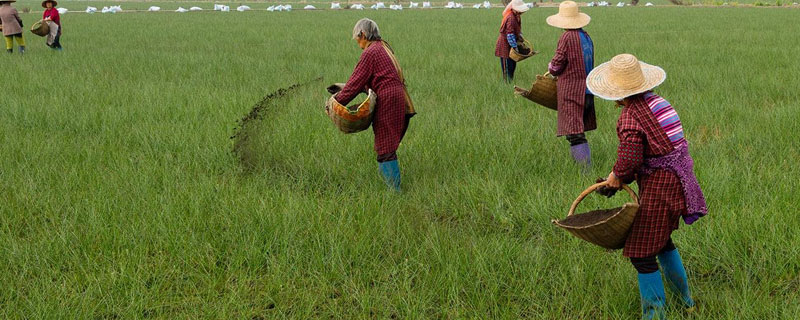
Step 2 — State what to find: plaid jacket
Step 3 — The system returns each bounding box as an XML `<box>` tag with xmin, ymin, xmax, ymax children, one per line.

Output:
<box><xmin>336</xmin><ymin>41</ymin><xmax>409</xmax><ymax>156</ymax></box>
<box><xmin>613</xmin><ymin>94</ymin><xmax>685</xmax><ymax>258</ymax></box>
<box><xmin>549</xmin><ymin>29</ymin><xmax>597</xmax><ymax>136</ymax></box>
<box><xmin>495</xmin><ymin>13</ymin><xmax>521</xmax><ymax>58</ymax></box>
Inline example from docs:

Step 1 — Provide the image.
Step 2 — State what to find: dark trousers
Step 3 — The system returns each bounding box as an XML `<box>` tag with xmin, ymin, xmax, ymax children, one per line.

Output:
<box><xmin>52</xmin><ymin>34</ymin><xmax>62</xmax><ymax>49</ymax></box>
<box><xmin>500</xmin><ymin>58</ymin><xmax>516</xmax><ymax>82</ymax></box>
<box><xmin>630</xmin><ymin>238</ymin><xmax>677</xmax><ymax>273</ymax></box>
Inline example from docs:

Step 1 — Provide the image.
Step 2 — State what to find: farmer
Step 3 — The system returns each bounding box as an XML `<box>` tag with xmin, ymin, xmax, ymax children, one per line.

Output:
<box><xmin>588</xmin><ymin>53</ymin><xmax>707</xmax><ymax>319</ymax></box>
<box><xmin>546</xmin><ymin>1</ymin><xmax>596</xmax><ymax>170</ymax></box>
<box><xmin>0</xmin><ymin>0</ymin><xmax>25</xmax><ymax>54</ymax></box>
<box><xmin>333</xmin><ymin>18</ymin><xmax>415</xmax><ymax>191</ymax></box>
<box><xmin>494</xmin><ymin>0</ymin><xmax>529</xmax><ymax>82</ymax></box>
<box><xmin>42</xmin><ymin>0</ymin><xmax>61</xmax><ymax>50</ymax></box>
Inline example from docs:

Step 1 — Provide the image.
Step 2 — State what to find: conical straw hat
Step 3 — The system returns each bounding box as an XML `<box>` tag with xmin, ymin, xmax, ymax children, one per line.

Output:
<box><xmin>586</xmin><ymin>54</ymin><xmax>667</xmax><ymax>101</ymax></box>
<box><xmin>546</xmin><ymin>1</ymin><xmax>590</xmax><ymax>29</ymax></box>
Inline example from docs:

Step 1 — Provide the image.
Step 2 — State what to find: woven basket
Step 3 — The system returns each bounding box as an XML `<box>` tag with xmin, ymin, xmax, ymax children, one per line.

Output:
<box><xmin>325</xmin><ymin>90</ymin><xmax>377</xmax><ymax>134</ymax></box>
<box><xmin>30</xmin><ymin>20</ymin><xmax>49</xmax><ymax>37</ymax></box>
<box><xmin>513</xmin><ymin>72</ymin><xmax>558</xmax><ymax>111</ymax></box>
<box><xmin>509</xmin><ymin>39</ymin><xmax>537</xmax><ymax>62</ymax></box>
<box><xmin>552</xmin><ymin>183</ymin><xmax>640</xmax><ymax>250</ymax></box>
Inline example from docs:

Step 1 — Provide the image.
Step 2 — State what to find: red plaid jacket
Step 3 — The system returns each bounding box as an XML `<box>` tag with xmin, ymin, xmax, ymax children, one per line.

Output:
<box><xmin>336</xmin><ymin>41</ymin><xmax>409</xmax><ymax>156</ymax></box>
<box><xmin>495</xmin><ymin>13</ymin><xmax>521</xmax><ymax>58</ymax></box>
<box><xmin>549</xmin><ymin>29</ymin><xmax>597</xmax><ymax>136</ymax></box>
<box><xmin>613</xmin><ymin>94</ymin><xmax>685</xmax><ymax>258</ymax></box>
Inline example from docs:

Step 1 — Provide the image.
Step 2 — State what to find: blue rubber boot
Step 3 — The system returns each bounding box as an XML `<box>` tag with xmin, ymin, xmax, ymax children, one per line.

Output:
<box><xmin>658</xmin><ymin>249</ymin><xmax>696</xmax><ymax>312</ymax></box>
<box><xmin>569</xmin><ymin>142</ymin><xmax>592</xmax><ymax>173</ymax></box>
<box><xmin>638</xmin><ymin>271</ymin><xmax>667</xmax><ymax>320</ymax></box>
<box><xmin>378</xmin><ymin>160</ymin><xmax>401</xmax><ymax>192</ymax></box>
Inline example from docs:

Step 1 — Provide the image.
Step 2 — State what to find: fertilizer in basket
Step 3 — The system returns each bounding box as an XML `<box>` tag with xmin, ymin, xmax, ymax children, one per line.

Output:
<box><xmin>557</xmin><ymin>207</ymin><xmax>622</xmax><ymax>228</ymax></box>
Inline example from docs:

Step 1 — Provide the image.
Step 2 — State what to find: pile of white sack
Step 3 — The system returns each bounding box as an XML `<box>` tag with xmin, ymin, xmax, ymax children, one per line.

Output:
<box><xmin>350</xmin><ymin>4</ymin><xmax>365</xmax><ymax>9</ymax></box>
<box><xmin>390</xmin><ymin>4</ymin><xmax>403</xmax><ymax>10</ymax></box>
<box><xmin>148</xmin><ymin>6</ymin><xmax>160</xmax><ymax>12</ymax></box>
<box><xmin>267</xmin><ymin>5</ymin><xmax>292</xmax><ymax>11</ymax></box>
<box><xmin>213</xmin><ymin>4</ymin><xmax>230</xmax><ymax>12</ymax></box>
<box><xmin>101</xmin><ymin>6</ymin><xmax>122</xmax><ymax>13</ymax></box>
<box><xmin>331</xmin><ymin>2</ymin><xmax>342</xmax><ymax>9</ymax></box>
<box><xmin>409</xmin><ymin>2</ymin><xmax>419</xmax><ymax>8</ymax></box>
<box><xmin>423</xmin><ymin>2</ymin><xmax>432</xmax><ymax>8</ymax></box>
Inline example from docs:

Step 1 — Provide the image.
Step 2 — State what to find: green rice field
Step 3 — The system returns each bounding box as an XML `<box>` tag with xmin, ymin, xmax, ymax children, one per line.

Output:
<box><xmin>2</xmin><ymin>4</ymin><xmax>799</xmax><ymax>319</ymax></box>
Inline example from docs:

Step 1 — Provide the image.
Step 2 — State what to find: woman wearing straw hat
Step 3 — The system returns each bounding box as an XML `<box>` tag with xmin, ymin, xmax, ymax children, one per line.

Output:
<box><xmin>331</xmin><ymin>18</ymin><xmax>416</xmax><ymax>191</ymax></box>
<box><xmin>546</xmin><ymin>1</ymin><xmax>596</xmax><ymax>170</ymax></box>
<box><xmin>42</xmin><ymin>0</ymin><xmax>62</xmax><ymax>50</ymax></box>
<box><xmin>494</xmin><ymin>0</ymin><xmax>529</xmax><ymax>83</ymax></box>
<box><xmin>0</xmin><ymin>0</ymin><xmax>25</xmax><ymax>54</ymax></box>
<box><xmin>588</xmin><ymin>54</ymin><xmax>707</xmax><ymax>319</ymax></box>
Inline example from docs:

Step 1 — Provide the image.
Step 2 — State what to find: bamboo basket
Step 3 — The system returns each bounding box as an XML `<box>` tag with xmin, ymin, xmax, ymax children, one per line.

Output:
<box><xmin>30</xmin><ymin>20</ymin><xmax>49</xmax><ymax>37</ymax></box>
<box><xmin>552</xmin><ymin>183</ymin><xmax>640</xmax><ymax>250</ymax></box>
<box><xmin>509</xmin><ymin>39</ymin><xmax>537</xmax><ymax>62</ymax></box>
<box><xmin>514</xmin><ymin>72</ymin><xmax>558</xmax><ymax>111</ymax></box>
<box><xmin>325</xmin><ymin>90</ymin><xmax>377</xmax><ymax>134</ymax></box>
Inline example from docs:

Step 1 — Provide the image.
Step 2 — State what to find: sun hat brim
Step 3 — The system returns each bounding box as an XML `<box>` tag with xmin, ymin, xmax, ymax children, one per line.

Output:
<box><xmin>586</xmin><ymin>61</ymin><xmax>667</xmax><ymax>101</ymax></box>
<box><xmin>546</xmin><ymin>12</ymin><xmax>591</xmax><ymax>29</ymax></box>
<box><xmin>512</xmin><ymin>3</ymin><xmax>530</xmax><ymax>13</ymax></box>
<box><xmin>41</xmin><ymin>0</ymin><xmax>57</xmax><ymax>7</ymax></box>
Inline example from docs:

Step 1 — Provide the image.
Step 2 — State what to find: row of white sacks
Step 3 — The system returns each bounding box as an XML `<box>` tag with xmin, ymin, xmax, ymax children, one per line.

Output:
<box><xmin>67</xmin><ymin>2</ymin><xmax>678</xmax><ymax>14</ymax></box>
<box><xmin>79</xmin><ymin>3</ymin><xmax>484</xmax><ymax>13</ymax></box>
<box><xmin>588</xmin><ymin>2</ymin><xmax>654</xmax><ymax>6</ymax></box>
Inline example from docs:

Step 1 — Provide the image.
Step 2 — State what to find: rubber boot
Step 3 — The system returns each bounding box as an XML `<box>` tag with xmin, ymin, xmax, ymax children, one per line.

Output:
<box><xmin>658</xmin><ymin>249</ymin><xmax>696</xmax><ymax>312</ymax></box>
<box><xmin>18</xmin><ymin>46</ymin><xmax>25</xmax><ymax>54</ymax></box>
<box><xmin>378</xmin><ymin>160</ymin><xmax>401</xmax><ymax>192</ymax></box>
<box><xmin>6</xmin><ymin>49</ymin><xmax>12</xmax><ymax>54</ymax></box>
<box><xmin>569</xmin><ymin>142</ymin><xmax>592</xmax><ymax>173</ymax></box>
<box><xmin>638</xmin><ymin>271</ymin><xmax>667</xmax><ymax>320</ymax></box>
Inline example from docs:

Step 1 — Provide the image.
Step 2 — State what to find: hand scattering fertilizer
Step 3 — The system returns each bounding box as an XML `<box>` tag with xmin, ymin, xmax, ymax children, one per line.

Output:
<box><xmin>552</xmin><ymin>183</ymin><xmax>640</xmax><ymax>250</ymax></box>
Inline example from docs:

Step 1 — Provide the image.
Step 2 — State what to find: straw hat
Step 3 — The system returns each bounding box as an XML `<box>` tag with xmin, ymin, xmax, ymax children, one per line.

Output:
<box><xmin>42</xmin><ymin>0</ymin><xmax>57</xmax><ymax>7</ymax></box>
<box><xmin>586</xmin><ymin>54</ymin><xmax>667</xmax><ymax>101</ymax></box>
<box><xmin>507</xmin><ymin>0</ymin><xmax>530</xmax><ymax>13</ymax></box>
<box><xmin>1</xmin><ymin>0</ymin><xmax>18</xmax><ymax>3</ymax></box>
<box><xmin>546</xmin><ymin>1</ymin><xmax>591</xmax><ymax>29</ymax></box>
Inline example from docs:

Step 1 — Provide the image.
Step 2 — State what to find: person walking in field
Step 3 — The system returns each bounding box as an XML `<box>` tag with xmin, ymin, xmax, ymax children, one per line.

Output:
<box><xmin>0</xmin><ymin>0</ymin><xmax>25</xmax><ymax>54</ymax></box>
<box><xmin>588</xmin><ymin>53</ymin><xmax>707</xmax><ymax>319</ymax></box>
<box><xmin>494</xmin><ymin>0</ymin><xmax>529</xmax><ymax>82</ymax></box>
<box><xmin>546</xmin><ymin>1</ymin><xmax>596</xmax><ymax>170</ymax></box>
<box><xmin>332</xmin><ymin>18</ymin><xmax>416</xmax><ymax>191</ymax></box>
<box><xmin>42</xmin><ymin>0</ymin><xmax>61</xmax><ymax>50</ymax></box>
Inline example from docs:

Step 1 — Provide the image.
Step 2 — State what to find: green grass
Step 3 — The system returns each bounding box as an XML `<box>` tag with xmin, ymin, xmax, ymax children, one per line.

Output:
<box><xmin>2</xmin><ymin>6</ymin><xmax>799</xmax><ymax>319</ymax></box>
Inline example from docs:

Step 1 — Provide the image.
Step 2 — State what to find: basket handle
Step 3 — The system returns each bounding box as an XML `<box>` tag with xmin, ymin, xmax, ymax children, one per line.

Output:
<box><xmin>567</xmin><ymin>183</ymin><xmax>639</xmax><ymax>216</ymax></box>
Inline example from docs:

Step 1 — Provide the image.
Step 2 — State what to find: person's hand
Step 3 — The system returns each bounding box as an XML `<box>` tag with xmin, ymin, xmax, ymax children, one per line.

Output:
<box><xmin>326</xmin><ymin>83</ymin><xmax>346</xmax><ymax>95</ymax></box>
<box><xmin>45</xmin><ymin>17</ymin><xmax>51</xmax><ymax>21</ymax></box>
<box><xmin>595</xmin><ymin>177</ymin><xmax>618</xmax><ymax>198</ymax></box>
<box><xmin>605</xmin><ymin>172</ymin><xmax>622</xmax><ymax>189</ymax></box>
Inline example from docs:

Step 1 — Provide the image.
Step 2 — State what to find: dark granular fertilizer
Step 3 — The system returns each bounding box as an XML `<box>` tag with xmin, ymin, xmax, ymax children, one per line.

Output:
<box><xmin>230</xmin><ymin>76</ymin><xmax>323</xmax><ymax>171</ymax></box>
<box><xmin>558</xmin><ymin>207</ymin><xmax>622</xmax><ymax>228</ymax></box>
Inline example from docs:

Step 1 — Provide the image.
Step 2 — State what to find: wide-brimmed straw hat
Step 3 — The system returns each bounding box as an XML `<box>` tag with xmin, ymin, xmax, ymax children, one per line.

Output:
<box><xmin>546</xmin><ymin>1</ymin><xmax>590</xmax><ymax>29</ymax></box>
<box><xmin>586</xmin><ymin>54</ymin><xmax>667</xmax><ymax>101</ymax></box>
<box><xmin>507</xmin><ymin>0</ymin><xmax>530</xmax><ymax>13</ymax></box>
<box><xmin>41</xmin><ymin>0</ymin><xmax>57</xmax><ymax>7</ymax></box>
